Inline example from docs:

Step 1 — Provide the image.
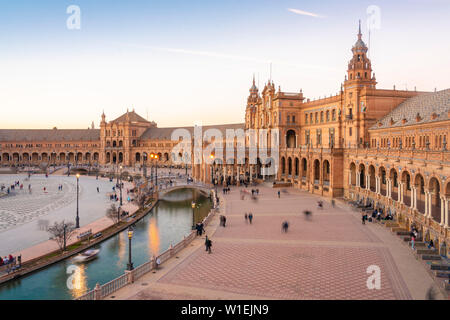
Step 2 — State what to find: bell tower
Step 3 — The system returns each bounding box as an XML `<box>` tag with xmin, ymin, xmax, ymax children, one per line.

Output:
<box><xmin>343</xmin><ymin>21</ymin><xmax>377</xmax><ymax>148</ymax></box>
<box><xmin>245</xmin><ymin>75</ymin><xmax>260</xmax><ymax>129</ymax></box>
<box><xmin>345</xmin><ymin>20</ymin><xmax>376</xmax><ymax>88</ymax></box>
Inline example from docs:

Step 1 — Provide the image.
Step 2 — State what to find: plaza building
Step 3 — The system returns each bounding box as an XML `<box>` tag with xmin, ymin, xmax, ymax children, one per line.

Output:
<box><xmin>0</xmin><ymin>23</ymin><xmax>448</xmax><ymax>254</ymax></box>
<box><xmin>193</xmin><ymin>23</ymin><xmax>450</xmax><ymax>255</ymax></box>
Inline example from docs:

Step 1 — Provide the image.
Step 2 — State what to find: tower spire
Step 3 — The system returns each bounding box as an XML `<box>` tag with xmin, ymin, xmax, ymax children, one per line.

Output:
<box><xmin>358</xmin><ymin>20</ymin><xmax>362</xmax><ymax>40</ymax></box>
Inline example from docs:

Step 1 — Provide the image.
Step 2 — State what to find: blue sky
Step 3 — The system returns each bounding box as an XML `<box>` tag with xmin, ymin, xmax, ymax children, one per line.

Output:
<box><xmin>1</xmin><ymin>0</ymin><xmax>449</xmax><ymax>128</ymax></box>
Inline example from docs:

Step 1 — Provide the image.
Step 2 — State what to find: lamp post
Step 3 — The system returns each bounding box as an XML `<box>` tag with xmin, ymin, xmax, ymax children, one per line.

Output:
<box><xmin>117</xmin><ymin>206</ymin><xmax>121</xmax><ymax>224</ymax></box>
<box><xmin>209</xmin><ymin>154</ymin><xmax>215</xmax><ymax>185</ymax></box>
<box><xmin>119</xmin><ymin>165</ymin><xmax>123</xmax><ymax>206</ymax></box>
<box><xmin>75</xmin><ymin>173</ymin><xmax>80</xmax><ymax>228</ymax></box>
<box><xmin>150</xmin><ymin>153</ymin><xmax>159</xmax><ymax>189</ymax></box>
<box><xmin>191</xmin><ymin>201</ymin><xmax>196</xmax><ymax>230</ymax></box>
<box><xmin>127</xmin><ymin>226</ymin><xmax>134</xmax><ymax>271</ymax></box>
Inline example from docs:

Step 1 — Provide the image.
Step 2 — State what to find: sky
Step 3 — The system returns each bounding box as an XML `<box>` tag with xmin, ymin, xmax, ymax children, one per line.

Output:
<box><xmin>0</xmin><ymin>0</ymin><xmax>449</xmax><ymax>129</ymax></box>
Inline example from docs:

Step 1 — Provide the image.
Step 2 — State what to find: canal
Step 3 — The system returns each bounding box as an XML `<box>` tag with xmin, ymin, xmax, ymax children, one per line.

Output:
<box><xmin>0</xmin><ymin>188</ymin><xmax>212</xmax><ymax>300</ymax></box>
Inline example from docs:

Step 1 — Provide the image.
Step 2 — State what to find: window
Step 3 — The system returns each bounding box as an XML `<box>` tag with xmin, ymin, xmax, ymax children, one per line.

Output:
<box><xmin>349</xmin><ymin>127</ymin><xmax>352</xmax><ymax>136</ymax></box>
<box><xmin>332</xmin><ymin>109</ymin><xmax>336</xmax><ymax>121</ymax></box>
<box><xmin>305</xmin><ymin>114</ymin><xmax>308</xmax><ymax>124</ymax></box>
<box><xmin>292</xmin><ymin>116</ymin><xmax>296</xmax><ymax>123</ymax></box>
<box><xmin>315</xmin><ymin>113</ymin><xmax>318</xmax><ymax>123</ymax></box>
<box><xmin>287</xmin><ymin>115</ymin><xmax>290</xmax><ymax>123</ymax></box>
<box><xmin>326</xmin><ymin>111</ymin><xmax>330</xmax><ymax>122</ymax></box>
<box><xmin>320</xmin><ymin>112</ymin><xmax>324</xmax><ymax>123</ymax></box>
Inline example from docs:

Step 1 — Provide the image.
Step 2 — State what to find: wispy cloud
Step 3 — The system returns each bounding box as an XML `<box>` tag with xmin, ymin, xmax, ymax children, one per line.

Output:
<box><xmin>110</xmin><ymin>42</ymin><xmax>338</xmax><ymax>72</ymax></box>
<box><xmin>288</xmin><ymin>8</ymin><xmax>325</xmax><ymax>18</ymax></box>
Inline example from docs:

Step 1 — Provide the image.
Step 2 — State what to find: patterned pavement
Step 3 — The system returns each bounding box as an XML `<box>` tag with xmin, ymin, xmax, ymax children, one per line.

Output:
<box><xmin>108</xmin><ymin>186</ymin><xmax>442</xmax><ymax>300</ymax></box>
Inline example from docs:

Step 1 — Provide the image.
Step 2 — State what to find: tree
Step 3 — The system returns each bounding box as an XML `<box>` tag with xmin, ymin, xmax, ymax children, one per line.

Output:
<box><xmin>47</xmin><ymin>221</ymin><xmax>76</xmax><ymax>252</ymax></box>
<box><xmin>106</xmin><ymin>203</ymin><xmax>120</xmax><ymax>224</ymax></box>
<box><xmin>137</xmin><ymin>193</ymin><xmax>147</xmax><ymax>208</ymax></box>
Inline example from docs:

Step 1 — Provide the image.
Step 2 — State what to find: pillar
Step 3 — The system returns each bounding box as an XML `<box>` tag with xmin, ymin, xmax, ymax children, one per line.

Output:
<box><xmin>386</xmin><ymin>178</ymin><xmax>391</xmax><ymax>198</ymax></box>
<box><xmin>440</xmin><ymin>195</ymin><xmax>445</xmax><ymax>226</ymax></box>
<box><xmin>445</xmin><ymin>197</ymin><xmax>449</xmax><ymax>228</ymax></box>
<box><xmin>356</xmin><ymin>171</ymin><xmax>360</xmax><ymax>188</ymax></box>
<box><xmin>412</xmin><ymin>186</ymin><xmax>417</xmax><ymax>209</ymax></box>
<box><xmin>424</xmin><ymin>190</ymin><xmax>430</xmax><ymax>217</ymax></box>
<box><xmin>366</xmin><ymin>175</ymin><xmax>370</xmax><ymax>191</ymax></box>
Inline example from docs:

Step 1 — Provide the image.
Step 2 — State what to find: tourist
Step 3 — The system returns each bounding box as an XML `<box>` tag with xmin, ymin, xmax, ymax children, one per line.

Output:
<box><xmin>277</xmin><ymin>190</ymin><xmax>281</xmax><ymax>198</ymax></box>
<box><xmin>0</xmin><ymin>257</ymin><xmax>3</xmax><ymax>266</ymax></box>
<box><xmin>222</xmin><ymin>216</ymin><xmax>226</xmax><ymax>227</ymax></box>
<box><xmin>244</xmin><ymin>213</ymin><xmax>248</xmax><ymax>223</ymax></box>
<box><xmin>282</xmin><ymin>221</ymin><xmax>289</xmax><ymax>233</ymax></box>
<box><xmin>97</xmin><ymin>187</ymin><xmax>99</xmax><ymax>193</ymax></box>
<box><xmin>428</xmin><ymin>239</ymin><xmax>434</xmax><ymax>250</ymax></box>
<box><xmin>331</xmin><ymin>199</ymin><xmax>335</xmax><ymax>208</ymax></box>
<box><xmin>317</xmin><ymin>201</ymin><xmax>323</xmax><ymax>209</ymax></box>
<box><xmin>411</xmin><ymin>233</ymin><xmax>416</xmax><ymax>250</ymax></box>
<box><xmin>303</xmin><ymin>210</ymin><xmax>312</xmax><ymax>220</ymax></box>
<box><xmin>248</xmin><ymin>213</ymin><xmax>253</xmax><ymax>224</ymax></box>
<box><xmin>361</xmin><ymin>212</ymin><xmax>366</xmax><ymax>225</ymax></box>
<box><xmin>205</xmin><ymin>236</ymin><xmax>212</xmax><ymax>254</ymax></box>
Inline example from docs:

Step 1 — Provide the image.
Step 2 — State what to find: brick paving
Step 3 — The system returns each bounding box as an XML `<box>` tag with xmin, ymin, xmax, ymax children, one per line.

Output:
<box><xmin>107</xmin><ymin>186</ymin><xmax>443</xmax><ymax>300</ymax></box>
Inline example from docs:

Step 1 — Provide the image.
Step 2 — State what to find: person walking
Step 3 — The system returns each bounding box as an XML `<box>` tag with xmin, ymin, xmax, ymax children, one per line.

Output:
<box><xmin>277</xmin><ymin>190</ymin><xmax>281</xmax><ymax>198</ymax></box>
<box><xmin>205</xmin><ymin>235</ymin><xmax>212</xmax><ymax>254</ymax></box>
<box><xmin>361</xmin><ymin>212</ymin><xmax>366</xmax><ymax>225</ymax></box>
<box><xmin>282</xmin><ymin>221</ymin><xmax>289</xmax><ymax>233</ymax></box>
<box><xmin>244</xmin><ymin>213</ymin><xmax>248</xmax><ymax>223</ymax></box>
<box><xmin>248</xmin><ymin>213</ymin><xmax>253</xmax><ymax>224</ymax></box>
<box><xmin>222</xmin><ymin>216</ymin><xmax>227</xmax><ymax>227</ymax></box>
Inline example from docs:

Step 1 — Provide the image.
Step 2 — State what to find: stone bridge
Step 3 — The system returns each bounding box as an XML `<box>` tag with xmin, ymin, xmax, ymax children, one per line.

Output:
<box><xmin>157</xmin><ymin>182</ymin><xmax>213</xmax><ymax>198</ymax></box>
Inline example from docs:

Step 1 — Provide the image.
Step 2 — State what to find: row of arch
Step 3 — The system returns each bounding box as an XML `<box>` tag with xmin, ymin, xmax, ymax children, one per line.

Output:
<box><xmin>281</xmin><ymin>157</ymin><xmax>331</xmax><ymax>185</ymax></box>
<box><xmin>349</xmin><ymin>162</ymin><xmax>449</xmax><ymax>224</ymax></box>
<box><xmin>1</xmin><ymin>152</ymin><xmax>99</xmax><ymax>164</ymax></box>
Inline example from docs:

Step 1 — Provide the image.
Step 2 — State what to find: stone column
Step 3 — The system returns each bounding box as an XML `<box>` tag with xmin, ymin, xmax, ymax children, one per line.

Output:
<box><xmin>356</xmin><ymin>171</ymin><xmax>360</xmax><ymax>188</ymax></box>
<box><xmin>398</xmin><ymin>182</ymin><xmax>403</xmax><ymax>203</ymax></box>
<box><xmin>237</xmin><ymin>165</ymin><xmax>240</xmax><ymax>185</ymax></box>
<box><xmin>386</xmin><ymin>178</ymin><xmax>391</xmax><ymax>198</ymax></box>
<box><xmin>411</xmin><ymin>186</ymin><xmax>417</xmax><ymax>209</ymax></box>
<box><xmin>445</xmin><ymin>197</ymin><xmax>449</xmax><ymax>228</ymax></box>
<box><xmin>440</xmin><ymin>195</ymin><xmax>445</xmax><ymax>226</ymax></box>
<box><xmin>366</xmin><ymin>175</ymin><xmax>370</xmax><ymax>191</ymax></box>
<box><xmin>375</xmin><ymin>177</ymin><xmax>380</xmax><ymax>194</ymax></box>
<box><xmin>424</xmin><ymin>190</ymin><xmax>430</xmax><ymax>217</ymax></box>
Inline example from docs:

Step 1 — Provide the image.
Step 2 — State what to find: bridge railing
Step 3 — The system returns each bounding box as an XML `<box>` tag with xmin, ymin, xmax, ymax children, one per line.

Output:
<box><xmin>75</xmin><ymin>206</ymin><xmax>217</xmax><ymax>300</ymax></box>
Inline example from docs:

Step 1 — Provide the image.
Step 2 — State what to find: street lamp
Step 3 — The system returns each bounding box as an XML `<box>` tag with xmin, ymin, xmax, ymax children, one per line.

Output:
<box><xmin>75</xmin><ymin>173</ymin><xmax>80</xmax><ymax>228</ymax></box>
<box><xmin>150</xmin><ymin>153</ymin><xmax>159</xmax><ymax>189</ymax></box>
<box><xmin>191</xmin><ymin>201</ymin><xmax>196</xmax><ymax>230</ymax></box>
<box><xmin>119</xmin><ymin>165</ymin><xmax>123</xmax><ymax>206</ymax></box>
<box><xmin>209</xmin><ymin>154</ymin><xmax>215</xmax><ymax>185</ymax></box>
<box><xmin>127</xmin><ymin>226</ymin><xmax>134</xmax><ymax>271</ymax></box>
<box><xmin>117</xmin><ymin>206</ymin><xmax>121</xmax><ymax>224</ymax></box>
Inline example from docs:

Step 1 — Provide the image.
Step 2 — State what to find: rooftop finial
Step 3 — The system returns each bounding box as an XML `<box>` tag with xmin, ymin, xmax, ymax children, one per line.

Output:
<box><xmin>358</xmin><ymin>20</ymin><xmax>362</xmax><ymax>40</ymax></box>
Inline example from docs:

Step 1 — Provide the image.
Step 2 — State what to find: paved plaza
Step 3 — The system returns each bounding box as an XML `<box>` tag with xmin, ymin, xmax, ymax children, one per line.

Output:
<box><xmin>0</xmin><ymin>174</ymin><xmax>132</xmax><ymax>257</ymax></box>
<box><xmin>106</xmin><ymin>186</ymin><xmax>445</xmax><ymax>300</ymax></box>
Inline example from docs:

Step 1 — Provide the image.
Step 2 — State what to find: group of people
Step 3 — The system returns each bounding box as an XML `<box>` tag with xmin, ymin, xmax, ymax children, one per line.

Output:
<box><xmin>244</xmin><ymin>212</ymin><xmax>254</xmax><ymax>224</ymax></box>
<box><xmin>222</xmin><ymin>187</ymin><xmax>231</xmax><ymax>194</ymax></box>
<box><xmin>195</xmin><ymin>222</ymin><xmax>205</xmax><ymax>236</ymax></box>
<box><xmin>362</xmin><ymin>208</ymin><xmax>394</xmax><ymax>224</ymax></box>
<box><xmin>0</xmin><ymin>254</ymin><xmax>16</xmax><ymax>266</ymax></box>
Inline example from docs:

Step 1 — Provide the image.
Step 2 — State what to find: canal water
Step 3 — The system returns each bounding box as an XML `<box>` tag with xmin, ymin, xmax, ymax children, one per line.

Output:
<box><xmin>0</xmin><ymin>188</ymin><xmax>212</xmax><ymax>300</ymax></box>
